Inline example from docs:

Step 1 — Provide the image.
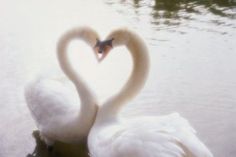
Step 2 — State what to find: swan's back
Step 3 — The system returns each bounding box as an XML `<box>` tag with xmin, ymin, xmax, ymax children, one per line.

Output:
<box><xmin>88</xmin><ymin>113</ymin><xmax>213</xmax><ymax>157</ymax></box>
<box><xmin>25</xmin><ymin>77</ymin><xmax>79</xmax><ymax>130</ymax></box>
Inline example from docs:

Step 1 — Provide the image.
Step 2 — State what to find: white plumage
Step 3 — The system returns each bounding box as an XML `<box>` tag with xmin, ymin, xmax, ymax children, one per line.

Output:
<box><xmin>88</xmin><ymin>28</ymin><xmax>213</xmax><ymax>157</ymax></box>
<box><xmin>89</xmin><ymin>113</ymin><xmax>212</xmax><ymax>157</ymax></box>
<box><xmin>25</xmin><ymin>27</ymin><xmax>100</xmax><ymax>146</ymax></box>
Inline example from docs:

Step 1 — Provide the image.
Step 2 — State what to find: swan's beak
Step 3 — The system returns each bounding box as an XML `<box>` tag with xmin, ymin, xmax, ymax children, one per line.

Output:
<box><xmin>97</xmin><ymin>46</ymin><xmax>112</xmax><ymax>62</ymax></box>
<box><xmin>94</xmin><ymin>38</ymin><xmax>113</xmax><ymax>62</ymax></box>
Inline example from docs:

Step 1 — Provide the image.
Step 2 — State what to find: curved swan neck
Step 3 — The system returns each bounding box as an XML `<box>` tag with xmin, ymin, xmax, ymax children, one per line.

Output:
<box><xmin>96</xmin><ymin>29</ymin><xmax>150</xmax><ymax>123</ymax></box>
<box><xmin>57</xmin><ymin>27</ymin><xmax>98</xmax><ymax>120</ymax></box>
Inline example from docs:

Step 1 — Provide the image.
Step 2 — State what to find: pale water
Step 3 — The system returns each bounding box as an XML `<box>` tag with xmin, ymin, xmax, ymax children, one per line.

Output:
<box><xmin>0</xmin><ymin>0</ymin><xmax>235</xmax><ymax>157</ymax></box>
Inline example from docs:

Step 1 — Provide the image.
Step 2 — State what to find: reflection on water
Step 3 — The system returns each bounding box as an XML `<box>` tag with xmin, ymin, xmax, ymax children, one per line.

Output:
<box><xmin>153</xmin><ymin>0</ymin><xmax>236</xmax><ymax>18</ymax></box>
<box><xmin>107</xmin><ymin>0</ymin><xmax>236</xmax><ymax>17</ymax></box>
<box><xmin>105</xmin><ymin>0</ymin><xmax>236</xmax><ymax>28</ymax></box>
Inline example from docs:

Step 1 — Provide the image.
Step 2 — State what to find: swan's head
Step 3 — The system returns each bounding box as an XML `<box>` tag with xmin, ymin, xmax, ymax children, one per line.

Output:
<box><xmin>94</xmin><ymin>38</ymin><xmax>114</xmax><ymax>62</ymax></box>
<box><xmin>94</xmin><ymin>28</ymin><xmax>130</xmax><ymax>62</ymax></box>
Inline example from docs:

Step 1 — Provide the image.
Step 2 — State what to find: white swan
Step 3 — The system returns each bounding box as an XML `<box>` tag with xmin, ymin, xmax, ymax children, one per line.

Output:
<box><xmin>88</xmin><ymin>28</ymin><xmax>213</xmax><ymax>157</ymax></box>
<box><xmin>25</xmin><ymin>27</ymin><xmax>100</xmax><ymax>149</ymax></box>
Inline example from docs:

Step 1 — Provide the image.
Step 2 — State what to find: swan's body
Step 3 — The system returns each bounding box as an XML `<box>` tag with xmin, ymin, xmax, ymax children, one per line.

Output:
<box><xmin>88</xmin><ymin>28</ymin><xmax>213</xmax><ymax>157</ymax></box>
<box><xmin>25</xmin><ymin>27</ymin><xmax>99</xmax><ymax>146</ymax></box>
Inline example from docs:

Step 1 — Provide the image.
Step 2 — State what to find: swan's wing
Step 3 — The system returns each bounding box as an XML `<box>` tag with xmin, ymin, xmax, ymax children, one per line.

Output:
<box><xmin>90</xmin><ymin>119</ymin><xmax>185</xmax><ymax>157</ymax></box>
<box><xmin>124</xmin><ymin>113</ymin><xmax>213</xmax><ymax>157</ymax></box>
<box><xmin>25</xmin><ymin>78</ymin><xmax>79</xmax><ymax>130</ymax></box>
<box><xmin>90</xmin><ymin>113</ymin><xmax>213</xmax><ymax>157</ymax></box>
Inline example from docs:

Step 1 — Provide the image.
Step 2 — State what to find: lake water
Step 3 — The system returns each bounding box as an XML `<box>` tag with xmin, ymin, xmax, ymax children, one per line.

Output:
<box><xmin>0</xmin><ymin>0</ymin><xmax>235</xmax><ymax>157</ymax></box>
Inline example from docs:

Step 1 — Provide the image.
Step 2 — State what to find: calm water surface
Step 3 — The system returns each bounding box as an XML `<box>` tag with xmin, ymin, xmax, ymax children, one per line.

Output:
<box><xmin>0</xmin><ymin>0</ymin><xmax>236</xmax><ymax>157</ymax></box>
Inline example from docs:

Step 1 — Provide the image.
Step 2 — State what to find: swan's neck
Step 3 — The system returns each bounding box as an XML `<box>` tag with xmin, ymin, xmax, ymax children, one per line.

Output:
<box><xmin>57</xmin><ymin>28</ymin><xmax>98</xmax><ymax>126</ymax></box>
<box><xmin>96</xmin><ymin>32</ymin><xmax>149</xmax><ymax>123</ymax></box>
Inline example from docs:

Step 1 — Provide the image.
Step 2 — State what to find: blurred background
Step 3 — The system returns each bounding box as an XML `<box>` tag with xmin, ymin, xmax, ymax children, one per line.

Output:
<box><xmin>0</xmin><ymin>0</ymin><xmax>235</xmax><ymax>157</ymax></box>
